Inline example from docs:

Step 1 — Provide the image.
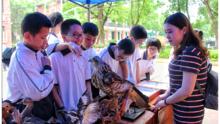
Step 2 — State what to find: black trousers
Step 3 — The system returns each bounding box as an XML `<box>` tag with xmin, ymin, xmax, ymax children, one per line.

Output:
<box><xmin>16</xmin><ymin>92</ymin><xmax>56</xmax><ymax>121</ymax></box>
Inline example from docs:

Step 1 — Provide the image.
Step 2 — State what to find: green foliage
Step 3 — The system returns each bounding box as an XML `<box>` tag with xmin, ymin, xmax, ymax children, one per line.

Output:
<box><xmin>165</xmin><ymin>0</ymin><xmax>218</xmax><ymax>44</ymax></box>
<box><xmin>10</xmin><ymin>0</ymin><xmax>35</xmax><ymax>43</ymax></box>
<box><xmin>109</xmin><ymin>1</ymin><xmax>129</xmax><ymax>24</ymax></box>
<box><xmin>62</xmin><ymin>2</ymin><xmax>77</xmax><ymax>19</ymax></box>
<box><xmin>159</xmin><ymin>45</ymin><xmax>171</xmax><ymax>58</ymax></box>
<box><xmin>93</xmin><ymin>43</ymin><xmax>106</xmax><ymax>48</ymax></box>
<box><xmin>157</xmin><ymin>46</ymin><xmax>218</xmax><ymax>62</ymax></box>
<box><xmin>168</xmin><ymin>0</ymin><xmax>187</xmax><ymax>12</ymax></box>
<box><xmin>10</xmin><ymin>0</ymin><xmax>56</xmax><ymax>44</ymax></box>
<box><xmin>140</xmin><ymin>1</ymin><xmax>165</xmax><ymax>32</ymax></box>
<box><xmin>192</xmin><ymin>1</ymin><xmax>214</xmax><ymax>38</ymax></box>
<box><xmin>209</xmin><ymin>49</ymin><xmax>218</xmax><ymax>61</ymax></box>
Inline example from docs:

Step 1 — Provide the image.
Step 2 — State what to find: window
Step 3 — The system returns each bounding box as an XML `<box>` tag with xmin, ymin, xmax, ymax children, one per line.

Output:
<box><xmin>111</xmin><ymin>31</ymin><xmax>115</xmax><ymax>39</ymax></box>
<box><xmin>118</xmin><ymin>32</ymin><xmax>120</xmax><ymax>40</ymax></box>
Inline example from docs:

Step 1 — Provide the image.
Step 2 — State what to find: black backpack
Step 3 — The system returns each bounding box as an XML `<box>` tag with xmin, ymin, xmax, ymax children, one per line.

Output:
<box><xmin>196</xmin><ymin>63</ymin><xmax>218</xmax><ymax>110</ymax></box>
<box><xmin>2</xmin><ymin>47</ymin><xmax>16</xmax><ymax>66</ymax></box>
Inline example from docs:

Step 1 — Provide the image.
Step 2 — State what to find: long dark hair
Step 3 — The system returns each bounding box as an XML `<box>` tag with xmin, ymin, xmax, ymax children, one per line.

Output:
<box><xmin>164</xmin><ymin>12</ymin><xmax>208</xmax><ymax>58</ymax></box>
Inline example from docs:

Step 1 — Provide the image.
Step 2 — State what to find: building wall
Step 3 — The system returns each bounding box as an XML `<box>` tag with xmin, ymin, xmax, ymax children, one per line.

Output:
<box><xmin>2</xmin><ymin>0</ymin><xmax>12</xmax><ymax>47</ymax></box>
<box><xmin>104</xmin><ymin>25</ymin><xmax>130</xmax><ymax>42</ymax></box>
<box><xmin>36</xmin><ymin>0</ymin><xmax>62</xmax><ymax>16</ymax></box>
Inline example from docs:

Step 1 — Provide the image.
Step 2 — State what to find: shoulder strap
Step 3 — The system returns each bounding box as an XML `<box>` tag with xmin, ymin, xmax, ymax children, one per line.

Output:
<box><xmin>196</xmin><ymin>62</ymin><xmax>211</xmax><ymax>96</ymax></box>
<box><xmin>207</xmin><ymin>63</ymin><xmax>212</xmax><ymax>72</ymax></box>
<box><xmin>195</xmin><ymin>82</ymin><xmax>205</xmax><ymax>99</ymax></box>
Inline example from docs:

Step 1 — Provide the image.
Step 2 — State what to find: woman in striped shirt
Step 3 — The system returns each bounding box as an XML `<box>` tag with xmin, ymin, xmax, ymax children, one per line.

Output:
<box><xmin>153</xmin><ymin>12</ymin><xmax>208</xmax><ymax>124</ymax></box>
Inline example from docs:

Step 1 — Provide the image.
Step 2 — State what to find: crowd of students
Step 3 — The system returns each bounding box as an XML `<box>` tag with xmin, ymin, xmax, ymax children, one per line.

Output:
<box><xmin>3</xmin><ymin>11</ymin><xmax>208</xmax><ymax>124</ymax></box>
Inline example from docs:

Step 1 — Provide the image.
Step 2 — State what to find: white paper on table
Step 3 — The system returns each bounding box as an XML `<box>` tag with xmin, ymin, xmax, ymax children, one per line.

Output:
<box><xmin>138</xmin><ymin>80</ymin><xmax>169</xmax><ymax>90</ymax></box>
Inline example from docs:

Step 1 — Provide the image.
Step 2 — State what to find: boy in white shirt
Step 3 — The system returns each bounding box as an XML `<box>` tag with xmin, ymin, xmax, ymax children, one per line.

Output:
<box><xmin>127</xmin><ymin>25</ymin><xmax>148</xmax><ymax>84</ymax></box>
<box><xmin>99</xmin><ymin>38</ymin><xmax>135</xmax><ymax>78</ymax></box>
<box><xmin>46</xmin><ymin>12</ymin><xmax>81</xmax><ymax>56</ymax></box>
<box><xmin>81</xmin><ymin>22</ymin><xmax>99</xmax><ymax>98</ymax></box>
<box><xmin>139</xmin><ymin>38</ymin><xmax>161</xmax><ymax>80</ymax></box>
<box><xmin>81</xmin><ymin>22</ymin><xmax>98</xmax><ymax>59</ymax></box>
<box><xmin>50</xmin><ymin>19</ymin><xmax>92</xmax><ymax>111</ymax></box>
<box><xmin>6</xmin><ymin>12</ymin><xmax>56</xmax><ymax>121</ymax></box>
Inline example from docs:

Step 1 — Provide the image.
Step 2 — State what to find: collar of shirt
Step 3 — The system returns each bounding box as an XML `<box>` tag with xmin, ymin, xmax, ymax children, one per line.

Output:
<box><xmin>80</xmin><ymin>45</ymin><xmax>87</xmax><ymax>51</ymax></box>
<box><xmin>17</xmin><ymin>42</ymin><xmax>41</xmax><ymax>55</ymax></box>
<box><xmin>49</xmin><ymin>32</ymin><xmax>57</xmax><ymax>37</ymax></box>
<box><xmin>69</xmin><ymin>42</ymin><xmax>80</xmax><ymax>49</ymax></box>
<box><xmin>24</xmin><ymin>44</ymin><xmax>38</xmax><ymax>53</ymax></box>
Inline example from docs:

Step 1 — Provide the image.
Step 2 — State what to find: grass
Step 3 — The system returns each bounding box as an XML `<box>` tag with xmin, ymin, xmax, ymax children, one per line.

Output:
<box><xmin>159</xmin><ymin>46</ymin><xmax>218</xmax><ymax>62</ymax></box>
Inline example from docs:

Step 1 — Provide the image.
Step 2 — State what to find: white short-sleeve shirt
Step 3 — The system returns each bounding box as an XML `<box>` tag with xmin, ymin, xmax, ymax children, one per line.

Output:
<box><xmin>127</xmin><ymin>47</ymin><xmax>141</xmax><ymax>84</ymax></box>
<box><xmin>50</xmin><ymin>42</ymin><xmax>91</xmax><ymax>111</ymax></box>
<box><xmin>99</xmin><ymin>44</ymin><xmax>123</xmax><ymax>78</ymax></box>
<box><xmin>82</xmin><ymin>47</ymin><xmax>97</xmax><ymax>60</ymax></box>
<box><xmin>82</xmin><ymin>47</ymin><xmax>97</xmax><ymax>74</ymax></box>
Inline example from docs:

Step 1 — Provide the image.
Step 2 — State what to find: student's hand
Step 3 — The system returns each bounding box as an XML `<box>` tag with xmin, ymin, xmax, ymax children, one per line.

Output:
<box><xmin>55</xmin><ymin>43</ymin><xmax>73</xmax><ymax>52</ymax></box>
<box><xmin>55</xmin><ymin>43</ymin><xmax>82</xmax><ymax>56</ymax></box>
<box><xmin>72</xmin><ymin>45</ymin><xmax>82</xmax><ymax>57</ymax></box>
<box><xmin>41</xmin><ymin>56</ymin><xmax>51</xmax><ymax>66</ymax></box>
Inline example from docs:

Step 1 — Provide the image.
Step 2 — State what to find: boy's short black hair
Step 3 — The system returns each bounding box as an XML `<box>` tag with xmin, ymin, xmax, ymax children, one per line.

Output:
<box><xmin>21</xmin><ymin>12</ymin><xmax>52</xmax><ymax>36</ymax></box>
<box><xmin>48</xmin><ymin>12</ymin><xmax>63</xmax><ymax>27</ymax></box>
<box><xmin>61</xmin><ymin>19</ymin><xmax>81</xmax><ymax>35</ymax></box>
<box><xmin>130</xmin><ymin>25</ymin><xmax>148</xmax><ymax>40</ymax></box>
<box><xmin>146</xmin><ymin>38</ymin><xmax>162</xmax><ymax>51</ymax></box>
<box><xmin>118</xmin><ymin>38</ymin><xmax>135</xmax><ymax>55</ymax></box>
<box><xmin>82</xmin><ymin>22</ymin><xmax>99</xmax><ymax>36</ymax></box>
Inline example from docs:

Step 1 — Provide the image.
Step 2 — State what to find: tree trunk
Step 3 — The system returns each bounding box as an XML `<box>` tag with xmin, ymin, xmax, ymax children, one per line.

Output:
<box><xmin>130</xmin><ymin>0</ymin><xmax>146</xmax><ymax>26</ymax></box>
<box><xmin>97</xmin><ymin>5</ymin><xmax>104</xmax><ymax>44</ymax></box>
<box><xmin>96</xmin><ymin>3</ymin><xmax>113</xmax><ymax>45</ymax></box>
<box><xmin>130</xmin><ymin>0</ymin><xmax>134</xmax><ymax>25</ymax></box>
<box><xmin>185</xmin><ymin>0</ymin><xmax>190</xmax><ymax>20</ymax></box>
<box><xmin>202</xmin><ymin>0</ymin><xmax>218</xmax><ymax>48</ymax></box>
<box><xmin>177</xmin><ymin>0</ymin><xmax>181</xmax><ymax>12</ymax></box>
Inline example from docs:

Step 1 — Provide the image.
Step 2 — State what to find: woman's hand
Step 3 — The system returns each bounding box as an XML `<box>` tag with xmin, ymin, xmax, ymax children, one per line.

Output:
<box><xmin>155</xmin><ymin>94</ymin><xmax>166</xmax><ymax>104</ymax></box>
<box><xmin>151</xmin><ymin>94</ymin><xmax>168</xmax><ymax>112</ymax></box>
<box><xmin>151</xmin><ymin>99</ymin><xmax>166</xmax><ymax>112</ymax></box>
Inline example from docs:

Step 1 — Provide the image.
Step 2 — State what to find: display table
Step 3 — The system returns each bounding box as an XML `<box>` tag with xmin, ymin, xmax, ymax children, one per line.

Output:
<box><xmin>120</xmin><ymin>80</ymin><xmax>169</xmax><ymax>124</ymax></box>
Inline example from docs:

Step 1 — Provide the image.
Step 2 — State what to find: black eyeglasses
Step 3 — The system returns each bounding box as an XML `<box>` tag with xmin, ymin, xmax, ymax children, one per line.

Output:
<box><xmin>66</xmin><ymin>33</ymin><xmax>82</xmax><ymax>38</ymax></box>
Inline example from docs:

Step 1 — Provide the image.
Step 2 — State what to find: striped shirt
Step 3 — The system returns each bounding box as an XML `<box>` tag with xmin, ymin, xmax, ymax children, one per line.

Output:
<box><xmin>169</xmin><ymin>46</ymin><xmax>208</xmax><ymax>124</ymax></box>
